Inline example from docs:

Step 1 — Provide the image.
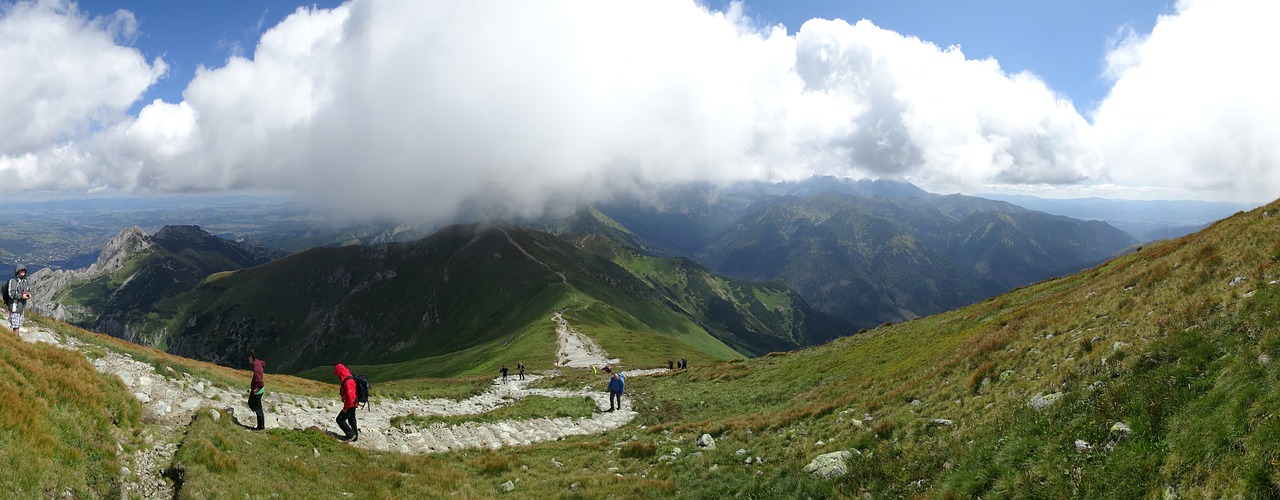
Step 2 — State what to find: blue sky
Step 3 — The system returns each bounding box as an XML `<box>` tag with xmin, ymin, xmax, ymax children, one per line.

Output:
<box><xmin>1</xmin><ymin>0</ymin><xmax>1277</xmax><ymax>219</ymax></box>
<box><xmin>73</xmin><ymin>0</ymin><xmax>345</xmax><ymax>109</ymax></box>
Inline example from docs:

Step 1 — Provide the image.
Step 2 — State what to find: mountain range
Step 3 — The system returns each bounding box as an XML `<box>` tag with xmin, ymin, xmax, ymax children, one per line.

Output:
<box><xmin>30</xmin><ymin>177</ymin><xmax>1139</xmax><ymax>375</ymax></box>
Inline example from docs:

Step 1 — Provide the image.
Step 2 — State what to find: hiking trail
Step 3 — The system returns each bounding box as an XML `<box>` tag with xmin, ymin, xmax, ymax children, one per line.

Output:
<box><xmin>16</xmin><ymin>311</ymin><xmax>660</xmax><ymax>499</ymax></box>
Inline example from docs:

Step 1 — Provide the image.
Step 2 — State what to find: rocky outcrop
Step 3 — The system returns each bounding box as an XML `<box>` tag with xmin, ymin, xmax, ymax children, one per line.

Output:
<box><xmin>29</xmin><ymin>226</ymin><xmax>151</xmax><ymax>320</ymax></box>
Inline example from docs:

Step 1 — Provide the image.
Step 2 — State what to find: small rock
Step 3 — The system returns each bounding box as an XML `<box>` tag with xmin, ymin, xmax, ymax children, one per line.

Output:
<box><xmin>501</xmin><ymin>480</ymin><xmax>515</xmax><ymax>492</ymax></box>
<box><xmin>551</xmin><ymin>459</ymin><xmax>563</xmax><ymax>468</ymax></box>
<box><xmin>697</xmin><ymin>434</ymin><xmax>716</xmax><ymax>449</ymax></box>
<box><xmin>1075</xmin><ymin>440</ymin><xmax>1093</xmax><ymax>453</ymax></box>
<box><xmin>1027</xmin><ymin>392</ymin><xmax>1063</xmax><ymax>411</ymax></box>
<box><xmin>1229</xmin><ymin>277</ymin><xmax>1247</xmax><ymax>286</ymax></box>
<box><xmin>1260</xmin><ymin>354</ymin><xmax>1272</xmax><ymax>366</ymax></box>
<box><xmin>1110</xmin><ymin>422</ymin><xmax>1132</xmax><ymax>439</ymax></box>
<box><xmin>313</xmin><ymin>448</ymin><xmax>320</xmax><ymax>458</ymax></box>
<box><xmin>930</xmin><ymin>419</ymin><xmax>954</xmax><ymax>427</ymax></box>
<box><xmin>910</xmin><ymin>399</ymin><xmax>922</xmax><ymax>406</ymax></box>
<box><xmin>671</xmin><ymin>447</ymin><xmax>682</xmax><ymax>455</ymax></box>
<box><xmin>815</xmin><ymin>440</ymin><xmax>825</xmax><ymax>446</ymax></box>
<box><xmin>708</xmin><ymin>464</ymin><xmax>719</xmax><ymax>472</ymax></box>
<box><xmin>999</xmin><ymin>370</ymin><xmax>1015</xmax><ymax>382</ymax></box>
<box><xmin>1112</xmin><ymin>341</ymin><xmax>1129</xmax><ymax>352</ymax></box>
<box><xmin>208</xmin><ymin>409</ymin><xmax>221</xmax><ymax>422</ymax></box>
<box><xmin>851</xmin><ymin>418</ymin><xmax>866</xmax><ymax>429</ymax></box>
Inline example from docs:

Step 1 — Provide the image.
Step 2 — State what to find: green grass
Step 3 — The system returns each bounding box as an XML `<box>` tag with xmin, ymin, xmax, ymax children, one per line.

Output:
<box><xmin>390</xmin><ymin>395</ymin><xmax>597</xmax><ymax>428</ymax></box>
<box><xmin>19</xmin><ymin>200</ymin><xmax>1280</xmax><ymax>497</ymax></box>
<box><xmin>0</xmin><ymin>330</ymin><xmax>142</xmax><ymax>497</ymax></box>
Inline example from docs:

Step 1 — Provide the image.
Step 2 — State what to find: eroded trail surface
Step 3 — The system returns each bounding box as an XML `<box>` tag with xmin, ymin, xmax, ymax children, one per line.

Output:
<box><xmin>17</xmin><ymin>311</ymin><xmax>655</xmax><ymax>499</ymax></box>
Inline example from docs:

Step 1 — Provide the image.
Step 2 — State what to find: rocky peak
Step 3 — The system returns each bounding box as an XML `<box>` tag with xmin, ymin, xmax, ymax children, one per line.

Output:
<box><xmin>92</xmin><ymin>226</ymin><xmax>151</xmax><ymax>274</ymax></box>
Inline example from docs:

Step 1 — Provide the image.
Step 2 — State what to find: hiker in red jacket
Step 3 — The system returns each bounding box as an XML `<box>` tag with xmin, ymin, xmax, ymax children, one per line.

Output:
<box><xmin>247</xmin><ymin>351</ymin><xmax>266</xmax><ymax>430</ymax></box>
<box><xmin>334</xmin><ymin>363</ymin><xmax>359</xmax><ymax>442</ymax></box>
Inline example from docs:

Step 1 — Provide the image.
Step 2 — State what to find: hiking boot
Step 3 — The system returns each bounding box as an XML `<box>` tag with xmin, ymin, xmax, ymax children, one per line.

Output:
<box><xmin>351</xmin><ymin>431</ymin><xmax>359</xmax><ymax>443</ymax></box>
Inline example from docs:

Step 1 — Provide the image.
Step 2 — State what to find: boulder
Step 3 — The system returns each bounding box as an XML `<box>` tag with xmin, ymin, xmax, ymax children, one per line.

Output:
<box><xmin>803</xmin><ymin>450</ymin><xmax>853</xmax><ymax>479</ymax></box>
<box><xmin>697</xmin><ymin>434</ymin><xmax>716</xmax><ymax>449</ymax></box>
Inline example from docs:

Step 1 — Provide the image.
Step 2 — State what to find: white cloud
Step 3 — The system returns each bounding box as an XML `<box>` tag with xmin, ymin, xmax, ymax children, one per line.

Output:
<box><xmin>1093</xmin><ymin>0</ymin><xmax>1280</xmax><ymax>201</ymax></box>
<box><xmin>0</xmin><ymin>0</ymin><xmax>164</xmax><ymax>156</ymax></box>
<box><xmin>1</xmin><ymin>0</ymin><xmax>1276</xmax><ymax>217</ymax></box>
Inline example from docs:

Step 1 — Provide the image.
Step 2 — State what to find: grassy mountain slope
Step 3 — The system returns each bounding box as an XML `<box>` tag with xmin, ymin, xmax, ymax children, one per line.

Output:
<box><xmin>162</xmin><ymin>221</ymin><xmax>842</xmax><ymax>376</ymax></box>
<box><xmin>16</xmin><ymin>201</ymin><xmax>1279</xmax><ymax>497</ymax></box>
<box><xmin>0</xmin><ymin>331</ymin><xmax>142</xmax><ymax>496</ymax></box>
<box><xmin>596</xmin><ymin>182</ymin><xmax>1137</xmax><ymax>328</ymax></box>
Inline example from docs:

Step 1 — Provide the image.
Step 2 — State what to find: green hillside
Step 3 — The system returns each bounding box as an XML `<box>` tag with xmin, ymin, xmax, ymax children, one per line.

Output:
<box><xmin>160</xmin><ymin>221</ymin><xmax>845</xmax><ymax>376</ymax></box>
<box><xmin>595</xmin><ymin>180</ymin><xmax>1137</xmax><ymax>327</ymax></box>
<box><xmin>9</xmin><ymin>200</ymin><xmax>1278</xmax><ymax>497</ymax></box>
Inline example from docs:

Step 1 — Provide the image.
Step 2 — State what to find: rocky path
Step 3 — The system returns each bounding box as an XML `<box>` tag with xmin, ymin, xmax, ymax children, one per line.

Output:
<box><xmin>16</xmin><ymin>311</ymin><xmax>656</xmax><ymax>498</ymax></box>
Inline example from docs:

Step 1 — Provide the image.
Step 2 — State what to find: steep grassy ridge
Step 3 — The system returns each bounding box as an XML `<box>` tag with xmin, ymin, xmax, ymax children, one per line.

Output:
<box><xmin>0</xmin><ymin>329</ymin><xmax>142</xmax><ymax>496</ymax></box>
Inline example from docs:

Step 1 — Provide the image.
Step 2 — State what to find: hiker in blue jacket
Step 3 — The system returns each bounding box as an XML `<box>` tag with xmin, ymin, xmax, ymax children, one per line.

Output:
<box><xmin>607</xmin><ymin>372</ymin><xmax>625</xmax><ymax>411</ymax></box>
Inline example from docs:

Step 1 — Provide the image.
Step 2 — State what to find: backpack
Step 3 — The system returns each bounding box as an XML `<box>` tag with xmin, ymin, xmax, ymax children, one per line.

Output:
<box><xmin>346</xmin><ymin>373</ymin><xmax>371</xmax><ymax>408</ymax></box>
<box><xmin>1</xmin><ymin>280</ymin><xmax>9</xmax><ymax>308</ymax></box>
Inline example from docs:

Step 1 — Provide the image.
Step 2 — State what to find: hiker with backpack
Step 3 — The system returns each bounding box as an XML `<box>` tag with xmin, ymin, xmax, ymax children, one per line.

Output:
<box><xmin>517</xmin><ymin>361</ymin><xmax>525</xmax><ymax>381</ymax></box>
<box><xmin>500</xmin><ymin>364</ymin><xmax>509</xmax><ymax>383</ymax></box>
<box><xmin>5</xmin><ymin>265</ymin><xmax>31</xmax><ymax>333</ymax></box>
<box><xmin>334</xmin><ymin>363</ymin><xmax>361</xmax><ymax>442</ymax></box>
<box><xmin>247</xmin><ymin>351</ymin><xmax>266</xmax><ymax>430</ymax></box>
<box><xmin>607</xmin><ymin>372</ymin><xmax>625</xmax><ymax>412</ymax></box>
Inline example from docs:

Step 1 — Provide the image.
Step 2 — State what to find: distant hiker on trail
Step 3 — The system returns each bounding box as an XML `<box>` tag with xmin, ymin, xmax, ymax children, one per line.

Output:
<box><xmin>334</xmin><ymin>363</ymin><xmax>359</xmax><ymax>442</ymax></box>
<box><xmin>5</xmin><ymin>265</ymin><xmax>30</xmax><ymax>333</ymax></box>
<box><xmin>501</xmin><ymin>365</ymin><xmax>509</xmax><ymax>383</ymax></box>
<box><xmin>247</xmin><ymin>351</ymin><xmax>266</xmax><ymax>430</ymax></box>
<box><xmin>680</xmin><ymin>357</ymin><xmax>687</xmax><ymax>369</ymax></box>
<box><xmin>517</xmin><ymin>361</ymin><xmax>525</xmax><ymax>381</ymax></box>
<box><xmin>668</xmin><ymin>357</ymin><xmax>674</xmax><ymax>370</ymax></box>
<box><xmin>607</xmin><ymin>372</ymin><xmax>625</xmax><ymax>411</ymax></box>
<box><xmin>603</xmin><ymin>364</ymin><xmax>612</xmax><ymax>374</ymax></box>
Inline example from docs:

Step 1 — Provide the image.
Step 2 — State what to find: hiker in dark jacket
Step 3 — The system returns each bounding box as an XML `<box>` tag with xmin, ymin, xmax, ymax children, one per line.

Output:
<box><xmin>247</xmin><ymin>351</ymin><xmax>266</xmax><ymax>430</ymax></box>
<box><xmin>7</xmin><ymin>265</ymin><xmax>30</xmax><ymax>333</ymax></box>
<box><xmin>607</xmin><ymin>372</ymin><xmax>625</xmax><ymax>411</ymax></box>
<box><xmin>500</xmin><ymin>364</ymin><xmax>509</xmax><ymax>383</ymax></box>
<box><xmin>334</xmin><ymin>363</ymin><xmax>359</xmax><ymax>442</ymax></box>
<box><xmin>517</xmin><ymin>361</ymin><xmax>525</xmax><ymax>381</ymax></box>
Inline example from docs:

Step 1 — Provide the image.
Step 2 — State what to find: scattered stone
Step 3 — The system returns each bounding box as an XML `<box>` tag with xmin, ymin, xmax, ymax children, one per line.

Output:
<box><xmin>1112</xmin><ymin>341</ymin><xmax>1129</xmax><ymax>352</ymax></box>
<box><xmin>551</xmin><ymin>459</ymin><xmax>563</xmax><ymax>468</ymax></box>
<box><xmin>999</xmin><ymin>370</ymin><xmax>1015</xmax><ymax>382</ymax></box>
<box><xmin>1075</xmin><ymin>440</ymin><xmax>1093</xmax><ymax>453</ymax></box>
<box><xmin>815</xmin><ymin>440</ymin><xmax>825</xmax><ymax>446</ymax></box>
<box><xmin>930</xmin><ymin>419</ymin><xmax>954</xmax><ymax>427</ymax></box>
<box><xmin>851</xmin><ymin>418</ymin><xmax>866</xmax><ymax>429</ymax></box>
<box><xmin>708</xmin><ymin>464</ymin><xmax>719</xmax><ymax>472</ymax></box>
<box><xmin>736</xmin><ymin>449</ymin><xmax>748</xmax><ymax>456</ymax></box>
<box><xmin>697</xmin><ymin>434</ymin><xmax>716</xmax><ymax>449</ymax></box>
<box><xmin>910</xmin><ymin>399</ymin><xmax>922</xmax><ymax>406</ymax></box>
<box><xmin>313</xmin><ymin>448</ymin><xmax>320</xmax><ymax>458</ymax></box>
<box><xmin>208</xmin><ymin>409</ymin><xmax>221</xmax><ymax>422</ymax></box>
<box><xmin>1229</xmin><ymin>277</ymin><xmax>1247</xmax><ymax>286</ymax></box>
<box><xmin>803</xmin><ymin>451</ymin><xmax>853</xmax><ymax>479</ymax></box>
<box><xmin>1261</xmin><ymin>354</ymin><xmax>1272</xmax><ymax>366</ymax></box>
<box><xmin>1110</xmin><ymin>422</ymin><xmax>1132</xmax><ymax>440</ymax></box>
<box><xmin>501</xmin><ymin>480</ymin><xmax>515</xmax><ymax>492</ymax></box>
<box><xmin>671</xmin><ymin>447</ymin><xmax>682</xmax><ymax>456</ymax></box>
<box><xmin>1027</xmin><ymin>392</ymin><xmax>1063</xmax><ymax>411</ymax></box>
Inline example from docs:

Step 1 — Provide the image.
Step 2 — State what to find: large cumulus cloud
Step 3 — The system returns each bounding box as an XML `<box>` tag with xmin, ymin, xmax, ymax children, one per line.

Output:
<box><xmin>0</xmin><ymin>0</ymin><xmax>1275</xmax><ymax>219</ymax></box>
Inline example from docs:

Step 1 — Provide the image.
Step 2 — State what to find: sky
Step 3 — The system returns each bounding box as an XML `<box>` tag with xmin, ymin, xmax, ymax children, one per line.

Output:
<box><xmin>0</xmin><ymin>0</ymin><xmax>1276</xmax><ymax>222</ymax></box>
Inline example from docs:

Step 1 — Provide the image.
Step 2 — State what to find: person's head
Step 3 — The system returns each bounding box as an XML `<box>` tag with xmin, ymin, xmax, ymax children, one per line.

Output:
<box><xmin>248</xmin><ymin>350</ymin><xmax>257</xmax><ymax>363</ymax></box>
<box><xmin>15</xmin><ymin>265</ymin><xmax>25</xmax><ymax>277</ymax></box>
